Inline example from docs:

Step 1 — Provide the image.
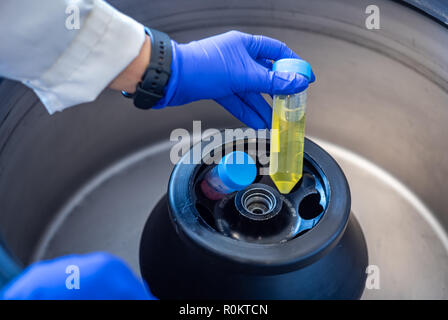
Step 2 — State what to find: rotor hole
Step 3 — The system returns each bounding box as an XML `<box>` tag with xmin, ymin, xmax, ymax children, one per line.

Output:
<box><xmin>299</xmin><ymin>193</ymin><xmax>323</xmax><ymax>220</ymax></box>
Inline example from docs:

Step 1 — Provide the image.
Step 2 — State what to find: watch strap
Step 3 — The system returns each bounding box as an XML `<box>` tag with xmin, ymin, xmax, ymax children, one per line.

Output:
<box><xmin>122</xmin><ymin>27</ymin><xmax>172</xmax><ymax>109</ymax></box>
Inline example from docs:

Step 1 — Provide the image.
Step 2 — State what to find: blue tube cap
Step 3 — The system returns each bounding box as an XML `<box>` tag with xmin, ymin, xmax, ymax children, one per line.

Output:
<box><xmin>273</xmin><ymin>58</ymin><xmax>312</xmax><ymax>81</ymax></box>
<box><xmin>217</xmin><ymin>151</ymin><xmax>257</xmax><ymax>191</ymax></box>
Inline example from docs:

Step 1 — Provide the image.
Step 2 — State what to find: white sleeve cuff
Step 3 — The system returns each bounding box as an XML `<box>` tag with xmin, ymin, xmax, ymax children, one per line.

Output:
<box><xmin>26</xmin><ymin>0</ymin><xmax>145</xmax><ymax>114</ymax></box>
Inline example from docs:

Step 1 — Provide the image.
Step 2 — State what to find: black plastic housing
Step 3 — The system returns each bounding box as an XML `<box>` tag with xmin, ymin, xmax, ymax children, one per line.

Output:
<box><xmin>139</xmin><ymin>133</ymin><xmax>368</xmax><ymax>299</ymax></box>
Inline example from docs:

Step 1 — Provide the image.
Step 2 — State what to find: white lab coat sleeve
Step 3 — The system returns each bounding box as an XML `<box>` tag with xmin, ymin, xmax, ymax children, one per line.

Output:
<box><xmin>0</xmin><ymin>0</ymin><xmax>145</xmax><ymax>114</ymax></box>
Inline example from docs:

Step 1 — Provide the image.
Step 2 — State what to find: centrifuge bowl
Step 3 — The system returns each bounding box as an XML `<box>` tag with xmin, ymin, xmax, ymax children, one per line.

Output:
<box><xmin>0</xmin><ymin>0</ymin><xmax>446</xmax><ymax>299</ymax></box>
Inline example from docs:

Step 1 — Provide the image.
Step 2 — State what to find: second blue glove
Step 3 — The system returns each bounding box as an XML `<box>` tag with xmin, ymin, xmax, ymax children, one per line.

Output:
<box><xmin>0</xmin><ymin>252</ymin><xmax>155</xmax><ymax>300</ymax></box>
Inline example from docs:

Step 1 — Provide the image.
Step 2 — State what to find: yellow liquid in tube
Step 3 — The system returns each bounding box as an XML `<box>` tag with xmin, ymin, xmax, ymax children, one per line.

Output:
<box><xmin>269</xmin><ymin>93</ymin><xmax>306</xmax><ymax>194</ymax></box>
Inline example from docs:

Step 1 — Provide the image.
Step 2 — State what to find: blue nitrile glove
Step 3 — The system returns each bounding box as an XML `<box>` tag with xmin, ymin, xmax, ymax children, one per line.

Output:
<box><xmin>0</xmin><ymin>252</ymin><xmax>156</xmax><ymax>300</ymax></box>
<box><xmin>155</xmin><ymin>30</ymin><xmax>315</xmax><ymax>129</ymax></box>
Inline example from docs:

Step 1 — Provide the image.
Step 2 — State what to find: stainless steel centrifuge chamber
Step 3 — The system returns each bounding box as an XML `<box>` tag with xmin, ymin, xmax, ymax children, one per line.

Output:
<box><xmin>0</xmin><ymin>0</ymin><xmax>446</xmax><ymax>299</ymax></box>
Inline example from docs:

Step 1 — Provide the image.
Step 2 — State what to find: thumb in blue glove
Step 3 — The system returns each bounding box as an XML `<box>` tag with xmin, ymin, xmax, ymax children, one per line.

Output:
<box><xmin>154</xmin><ymin>30</ymin><xmax>316</xmax><ymax>129</ymax></box>
<box><xmin>0</xmin><ymin>252</ymin><xmax>156</xmax><ymax>300</ymax></box>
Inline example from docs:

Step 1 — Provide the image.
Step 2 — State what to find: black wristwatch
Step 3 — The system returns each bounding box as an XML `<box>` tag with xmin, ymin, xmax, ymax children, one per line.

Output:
<box><xmin>122</xmin><ymin>27</ymin><xmax>172</xmax><ymax>109</ymax></box>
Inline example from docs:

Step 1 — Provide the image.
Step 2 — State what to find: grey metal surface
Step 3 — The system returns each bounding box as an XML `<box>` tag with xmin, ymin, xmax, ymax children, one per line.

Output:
<box><xmin>0</xmin><ymin>0</ymin><xmax>447</xmax><ymax>298</ymax></box>
<box><xmin>319</xmin><ymin>139</ymin><xmax>448</xmax><ymax>299</ymax></box>
<box><xmin>403</xmin><ymin>0</ymin><xmax>448</xmax><ymax>25</ymax></box>
<box><xmin>31</xmin><ymin>135</ymin><xmax>448</xmax><ymax>299</ymax></box>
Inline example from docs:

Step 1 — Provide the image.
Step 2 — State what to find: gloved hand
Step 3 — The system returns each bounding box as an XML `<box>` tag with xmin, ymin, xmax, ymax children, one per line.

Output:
<box><xmin>155</xmin><ymin>30</ymin><xmax>315</xmax><ymax>129</ymax></box>
<box><xmin>0</xmin><ymin>252</ymin><xmax>155</xmax><ymax>300</ymax></box>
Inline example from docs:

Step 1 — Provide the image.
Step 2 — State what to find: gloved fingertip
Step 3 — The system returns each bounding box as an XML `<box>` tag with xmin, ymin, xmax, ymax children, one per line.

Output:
<box><xmin>292</xmin><ymin>73</ymin><xmax>309</xmax><ymax>93</ymax></box>
<box><xmin>310</xmin><ymin>70</ymin><xmax>316</xmax><ymax>83</ymax></box>
<box><xmin>262</xmin><ymin>109</ymin><xmax>272</xmax><ymax>129</ymax></box>
<box><xmin>287</xmin><ymin>49</ymin><xmax>301</xmax><ymax>60</ymax></box>
<box><xmin>242</xmin><ymin>116</ymin><xmax>268</xmax><ymax>130</ymax></box>
<box><xmin>243</xmin><ymin>113</ymin><xmax>269</xmax><ymax>130</ymax></box>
